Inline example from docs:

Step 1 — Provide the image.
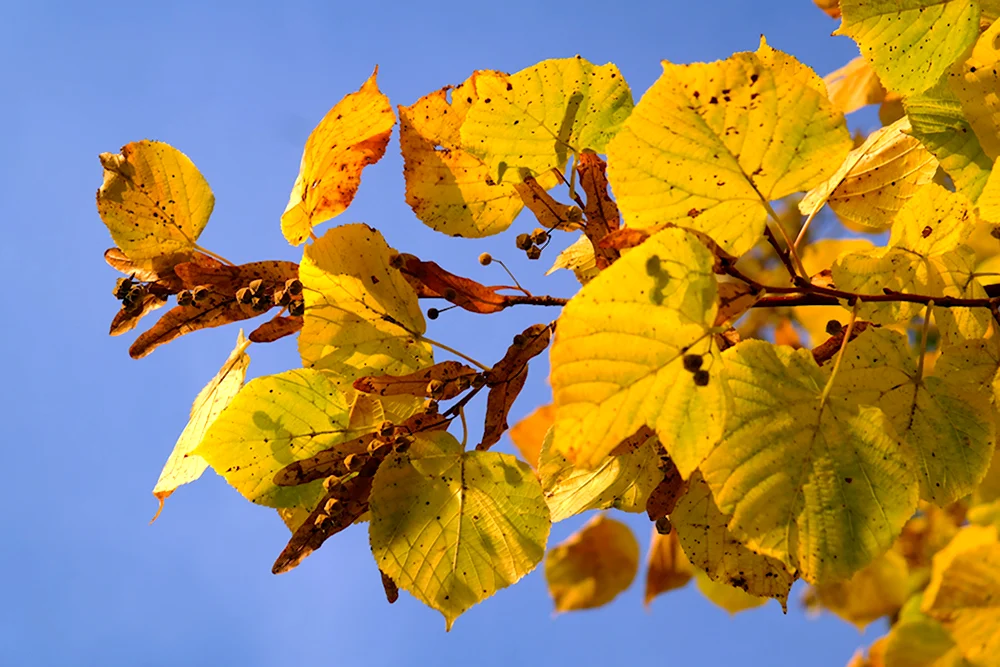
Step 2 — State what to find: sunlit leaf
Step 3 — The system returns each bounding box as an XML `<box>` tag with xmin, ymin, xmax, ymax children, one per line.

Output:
<box><xmin>281</xmin><ymin>68</ymin><xmax>395</xmax><ymax>245</ymax></box>
<box><xmin>700</xmin><ymin>340</ymin><xmax>918</xmax><ymax>583</ymax></box>
<box><xmin>824</xmin><ymin>57</ymin><xmax>890</xmax><ymax>115</ymax></box>
<box><xmin>508</xmin><ymin>405</ymin><xmax>554</xmax><ymax>469</ymax></box>
<box><xmin>400</xmin><ymin>70</ymin><xmax>537</xmax><ymax>237</ymax></box>
<box><xmin>672</xmin><ymin>472</ymin><xmax>795</xmax><ymax>608</ymax></box>
<box><xmin>947</xmin><ymin>18</ymin><xmax>1000</xmax><ymax>161</ymax></box>
<box><xmin>835</xmin><ymin>0</ymin><xmax>980</xmax><ymax>96</ymax></box>
<box><xmin>606</xmin><ymin>37</ymin><xmax>851</xmax><ymax>257</ymax></box>
<box><xmin>369</xmin><ymin>433</ymin><xmax>550</xmax><ymax>629</ymax></box>
<box><xmin>546</xmin><ymin>234</ymin><xmax>599</xmax><ymax>285</ymax></box>
<box><xmin>299</xmin><ymin>224</ymin><xmax>432</xmax><ymax>382</ymax></box>
<box><xmin>544</xmin><ymin>514</ymin><xmax>639</xmax><ymax>612</ymax></box>
<box><xmin>460</xmin><ymin>56</ymin><xmax>633</xmax><ymax>184</ymax></box>
<box><xmin>695</xmin><ymin>571</ymin><xmax>767</xmax><ymax>614</ymax></box>
<box><xmin>538</xmin><ymin>428</ymin><xmax>662</xmax><ymax>522</ymax></box>
<box><xmin>979</xmin><ymin>162</ymin><xmax>1000</xmax><ymax>224</ymax></box>
<box><xmin>97</xmin><ymin>140</ymin><xmax>214</xmax><ymax>271</ymax></box>
<box><xmin>884</xmin><ymin>615</ymin><xmax>972</xmax><ymax>667</ymax></box>
<box><xmin>799</xmin><ymin>117</ymin><xmax>938</xmax><ymax>231</ymax></box>
<box><xmin>151</xmin><ymin>330</ymin><xmax>251</xmax><ymax>519</ymax></box>
<box><xmin>550</xmin><ymin>227</ymin><xmax>725</xmax><ymax>472</ymax></box>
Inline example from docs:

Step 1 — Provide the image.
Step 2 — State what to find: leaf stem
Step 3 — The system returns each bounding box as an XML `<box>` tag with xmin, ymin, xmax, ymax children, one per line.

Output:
<box><xmin>819</xmin><ymin>299</ymin><xmax>859</xmax><ymax>411</ymax></box>
<box><xmin>793</xmin><ymin>208</ymin><xmax>820</xmax><ymax>251</ymax></box>
<box><xmin>193</xmin><ymin>244</ymin><xmax>236</xmax><ymax>266</ymax></box>
<box><xmin>419</xmin><ymin>334</ymin><xmax>492</xmax><ymax>372</ymax></box>
<box><xmin>915</xmin><ymin>301</ymin><xmax>934</xmax><ymax>383</ymax></box>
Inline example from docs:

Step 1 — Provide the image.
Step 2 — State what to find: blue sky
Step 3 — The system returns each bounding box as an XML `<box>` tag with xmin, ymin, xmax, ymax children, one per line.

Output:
<box><xmin>1</xmin><ymin>2</ymin><xmax>885</xmax><ymax>665</ymax></box>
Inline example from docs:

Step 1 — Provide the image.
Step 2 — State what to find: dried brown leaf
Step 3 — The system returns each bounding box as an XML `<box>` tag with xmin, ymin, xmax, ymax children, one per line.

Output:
<box><xmin>513</xmin><ymin>174</ymin><xmax>582</xmax><ymax>230</ymax></box>
<box><xmin>249</xmin><ymin>315</ymin><xmax>303</xmax><ymax>343</ymax></box>
<box><xmin>577</xmin><ymin>152</ymin><xmax>621</xmax><ymax>269</ymax></box>
<box><xmin>645</xmin><ymin>455</ymin><xmax>685</xmax><ymax>520</ymax></box>
<box><xmin>354</xmin><ymin>361</ymin><xmax>478</xmax><ymax>400</ymax></box>
<box><xmin>398</xmin><ymin>254</ymin><xmax>507</xmax><ymax>313</ymax></box>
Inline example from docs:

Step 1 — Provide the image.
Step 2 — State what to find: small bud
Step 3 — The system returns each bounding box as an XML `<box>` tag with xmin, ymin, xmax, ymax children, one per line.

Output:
<box><xmin>392</xmin><ymin>437</ymin><xmax>411</xmax><ymax>454</ymax></box>
<box><xmin>191</xmin><ymin>286</ymin><xmax>208</xmax><ymax>303</ymax></box>
<box><xmin>992</xmin><ymin>226</ymin><xmax>1000</xmax><ymax>241</ymax></box>
<box><xmin>425</xmin><ymin>400</ymin><xmax>439</xmax><ymax>415</ymax></box>
<box><xmin>322</xmin><ymin>476</ymin><xmax>342</xmax><ymax>491</ymax></box>
<box><xmin>515</xmin><ymin>233</ymin><xmax>533</xmax><ymax>250</ymax></box>
<box><xmin>682</xmin><ymin>354</ymin><xmax>703</xmax><ymax>372</ymax></box>
<box><xmin>343</xmin><ymin>453</ymin><xmax>361</xmax><ymax>472</ymax></box>
<box><xmin>251</xmin><ymin>295</ymin><xmax>271</xmax><ymax>312</ymax></box>
<box><xmin>512</xmin><ymin>333</ymin><xmax>526</xmax><ymax>347</ymax></box>
<box><xmin>471</xmin><ymin>374</ymin><xmax>486</xmax><ymax>389</ymax></box>
<box><xmin>427</xmin><ymin>307</ymin><xmax>440</xmax><ymax>320</ymax></box>
<box><xmin>284</xmin><ymin>278</ymin><xmax>303</xmax><ymax>296</ymax></box>
<box><xmin>526</xmin><ymin>246</ymin><xmax>542</xmax><ymax>260</ymax></box>
<box><xmin>367</xmin><ymin>439</ymin><xmax>390</xmax><ymax>455</ymax></box>
<box><xmin>443</xmin><ymin>288</ymin><xmax>457</xmax><ymax>301</ymax></box>
<box><xmin>273</xmin><ymin>288</ymin><xmax>290</xmax><ymax>307</ymax></box>
<box><xmin>531</xmin><ymin>228</ymin><xmax>549</xmax><ymax>245</ymax></box>
<box><xmin>378</xmin><ymin>421</ymin><xmax>395</xmax><ymax>438</ymax></box>
<box><xmin>388</xmin><ymin>253</ymin><xmax>404</xmax><ymax>269</ymax></box>
<box><xmin>426</xmin><ymin>379</ymin><xmax>445</xmax><ymax>397</ymax></box>
<box><xmin>693</xmin><ymin>369</ymin><xmax>710</xmax><ymax>387</ymax></box>
<box><xmin>177</xmin><ymin>290</ymin><xmax>194</xmax><ymax>307</ymax></box>
<box><xmin>478</xmin><ymin>252</ymin><xmax>493</xmax><ymax>266</ymax></box>
<box><xmin>323</xmin><ymin>497</ymin><xmax>341</xmax><ymax>513</ymax></box>
<box><xmin>236</xmin><ymin>287</ymin><xmax>254</xmax><ymax>305</ymax></box>
<box><xmin>566</xmin><ymin>206</ymin><xmax>583</xmax><ymax>223</ymax></box>
<box><xmin>825</xmin><ymin>319</ymin><xmax>843</xmax><ymax>336</ymax></box>
<box><xmin>288</xmin><ymin>300</ymin><xmax>305</xmax><ymax>317</ymax></box>
<box><xmin>655</xmin><ymin>516</ymin><xmax>672</xmax><ymax>535</ymax></box>
<box><xmin>248</xmin><ymin>279</ymin><xmax>264</xmax><ymax>296</ymax></box>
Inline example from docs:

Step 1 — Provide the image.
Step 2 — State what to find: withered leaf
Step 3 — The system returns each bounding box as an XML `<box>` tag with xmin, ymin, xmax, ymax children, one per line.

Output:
<box><xmin>479</xmin><ymin>324</ymin><xmax>553</xmax><ymax>450</ymax></box>
<box><xmin>130</xmin><ymin>260</ymin><xmax>298</xmax><ymax>358</ymax></box>
<box><xmin>609</xmin><ymin>425</ymin><xmax>656</xmax><ymax>457</ymax></box>
<box><xmin>110</xmin><ymin>293</ymin><xmax>168</xmax><ymax>336</ymax></box>
<box><xmin>354</xmin><ymin>361</ymin><xmax>479</xmax><ymax>400</ymax></box>
<box><xmin>380</xmin><ymin>569</ymin><xmax>399</xmax><ymax>604</ymax></box>
<box><xmin>249</xmin><ymin>315</ymin><xmax>303</xmax><ymax>343</ymax></box>
<box><xmin>272</xmin><ymin>473</ymin><xmax>374</xmax><ymax>574</ymax></box>
<box><xmin>397</xmin><ymin>254</ymin><xmax>507</xmax><ymax>313</ymax></box>
<box><xmin>598</xmin><ymin>226</ymin><xmax>652</xmax><ymax>251</ymax></box>
<box><xmin>645</xmin><ymin>528</ymin><xmax>696</xmax><ymax>606</ymax></box>
<box><xmin>714</xmin><ymin>281</ymin><xmax>761</xmax><ymax>327</ymax></box>
<box><xmin>812</xmin><ymin>321</ymin><xmax>873</xmax><ymax>366</ymax></box>
<box><xmin>513</xmin><ymin>174</ymin><xmax>582</xmax><ymax>230</ymax></box>
<box><xmin>577</xmin><ymin>152</ymin><xmax>621</xmax><ymax>270</ymax></box>
<box><xmin>645</xmin><ymin>454</ymin><xmax>685</xmax><ymax>521</ymax></box>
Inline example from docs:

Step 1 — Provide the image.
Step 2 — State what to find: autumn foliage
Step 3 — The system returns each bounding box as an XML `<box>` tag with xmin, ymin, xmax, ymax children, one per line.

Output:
<box><xmin>97</xmin><ymin>0</ymin><xmax>1000</xmax><ymax>662</ymax></box>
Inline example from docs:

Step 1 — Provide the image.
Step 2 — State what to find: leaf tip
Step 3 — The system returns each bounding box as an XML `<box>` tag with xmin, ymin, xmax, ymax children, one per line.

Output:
<box><xmin>149</xmin><ymin>491</ymin><xmax>171</xmax><ymax>524</ymax></box>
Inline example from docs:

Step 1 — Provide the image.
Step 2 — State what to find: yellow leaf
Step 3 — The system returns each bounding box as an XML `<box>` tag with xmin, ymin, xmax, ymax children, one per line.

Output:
<box><xmin>644</xmin><ymin>527</ymin><xmax>696</xmax><ymax>606</ymax></box>
<box><xmin>544</xmin><ymin>514</ymin><xmax>639</xmax><ymax>612</ymax></box>
<box><xmin>905</xmin><ymin>77</ymin><xmax>994</xmax><ymax>203</ymax></box>
<box><xmin>701</xmin><ymin>340</ymin><xmax>918</xmax><ymax>583</ymax></box>
<box><xmin>460</xmin><ymin>56</ymin><xmax>633</xmax><ymax>184</ymax></box>
<box><xmin>922</xmin><ymin>526</ymin><xmax>1000</xmax><ymax>667</ymax></box>
<box><xmin>538</xmin><ymin>428</ymin><xmax>662</xmax><ymax>522</ymax></box>
<box><xmin>546</xmin><ymin>234</ymin><xmax>600</xmax><ymax>285</ymax></box>
<box><xmin>97</xmin><ymin>140</ymin><xmax>213</xmax><ymax>271</ymax></box>
<box><xmin>281</xmin><ymin>68</ymin><xmax>395</xmax><ymax>245</ymax></box>
<box><xmin>508</xmin><ymin>404</ymin><xmax>554</xmax><ymax>468</ymax></box>
<box><xmin>369</xmin><ymin>435</ymin><xmax>550</xmax><ymax>630</ymax></box>
<box><xmin>824</xmin><ymin>57</ymin><xmax>889</xmax><ymax>115</ymax></box>
<box><xmin>550</xmin><ymin>228</ymin><xmax>725</xmax><ymax>472</ymax></box>
<box><xmin>399</xmin><ymin>71</ymin><xmax>545</xmax><ymax>237</ymax></box>
<box><xmin>884</xmin><ymin>616</ymin><xmax>972</xmax><ymax>667</ymax></box>
<box><xmin>298</xmin><ymin>224</ymin><xmax>433</xmax><ymax>381</ymax></box>
<box><xmin>814</xmin><ymin>0</ymin><xmax>841</xmax><ymax>19</ymax></box>
<box><xmin>799</xmin><ymin>117</ymin><xmax>939</xmax><ymax>231</ymax></box>
<box><xmin>811</xmin><ymin>550</ymin><xmax>909</xmax><ymax>630</ymax></box>
<box><xmin>195</xmin><ymin>368</ymin><xmax>355</xmax><ymax>511</ymax></box>
<box><xmin>606</xmin><ymin>37</ymin><xmax>851</xmax><ymax>257</ymax></box>
<box><xmin>834</xmin><ymin>329</ymin><xmax>996</xmax><ymax>505</ymax></box>
<box><xmin>947</xmin><ymin>18</ymin><xmax>1000</xmax><ymax>161</ymax></box>
<box><xmin>792</xmin><ymin>239</ymin><xmax>873</xmax><ymax>346</ymax></box>
<box><xmin>672</xmin><ymin>472</ymin><xmax>795</xmax><ymax>608</ymax></box>
<box><xmin>151</xmin><ymin>330</ymin><xmax>251</xmax><ymax>519</ymax></box>
<box><xmin>694</xmin><ymin>571</ymin><xmax>767</xmax><ymax>614</ymax></box>
<box><xmin>835</xmin><ymin>0</ymin><xmax>980</xmax><ymax>96</ymax></box>
<box><xmin>979</xmin><ymin>162</ymin><xmax>1000</xmax><ymax>224</ymax></box>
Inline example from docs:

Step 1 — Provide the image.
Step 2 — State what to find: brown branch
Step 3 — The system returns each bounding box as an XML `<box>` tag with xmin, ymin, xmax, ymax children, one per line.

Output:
<box><xmin>764</xmin><ymin>225</ymin><xmax>808</xmax><ymax>286</ymax></box>
<box><xmin>502</xmin><ymin>294</ymin><xmax>570</xmax><ymax>308</ymax></box>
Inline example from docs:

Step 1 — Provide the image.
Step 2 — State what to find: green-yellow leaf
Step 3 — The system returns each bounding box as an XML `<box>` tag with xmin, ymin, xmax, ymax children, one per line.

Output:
<box><xmin>97</xmin><ymin>140</ymin><xmax>214</xmax><ymax>271</ymax></box>
<box><xmin>810</xmin><ymin>550</ymin><xmax>910</xmax><ymax>630</ymax></box>
<box><xmin>538</xmin><ymin>427</ymin><xmax>662</xmax><ymax>522</ymax></box>
<box><xmin>299</xmin><ymin>224</ymin><xmax>433</xmax><ymax>381</ymax></box>
<box><xmin>923</xmin><ymin>526</ymin><xmax>1000</xmax><ymax>667</ymax></box>
<box><xmin>905</xmin><ymin>77</ymin><xmax>994</xmax><ymax>202</ymax></box>
<box><xmin>460</xmin><ymin>56</ymin><xmax>633</xmax><ymax>184</ymax></box>
<box><xmin>700</xmin><ymin>340</ymin><xmax>918</xmax><ymax>583</ymax></box>
<box><xmin>979</xmin><ymin>162</ymin><xmax>1000</xmax><ymax>224</ymax></box>
<box><xmin>606</xmin><ymin>37</ymin><xmax>851</xmax><ymax>257</ymax></box>
<box><xmin>546</xmin><ymin>234</ymin><xmax>600</xmax><ymax>285</ymax></box>
<box><xmin>672</xmin><ymin>472</ymin><xmax>795</xmax><ymax>608</ymax></box>
<box><xmin>884</xmin><ymin>616</ymin><xmax>972</xmax><ymax>667</ymax></box>
<box><xmin>195</xmin><ymin>369</ymin><xmax>353</xmax><ymax>510</ymax></box>
<box><xmin>400</xmin><ymin>71</ymin><xmax>552</xmax><ymax>237</ymax></box>
<box><xmin>947</xmin><ymin>17</ymin><xmax>1000</xmax><ymax>161</ymax></box>
<box><xmin>834</xmin><ymin>328</ymin><xmax>996</xmax><ymax>505</ymax></box>
<box><xmin>544</xmin><ymin>514</ymin><xmax>639</xmax><ymax>612</ymax></box>
<box><xmin>695</xmin><ymin>571</ymin><xmax>768</xmax><ymax>614</ymax></box>
<box><xmin>835</xmin><ymin>0</ymin><xmax>980</xmax><ymax>96</ymax></box>
<box><xmin>369</xmin><ymin>436</ymin><xmax>550</xmax><ymax>630</ymax></box>
<box><xmin>281</xmin><ymin>68</ymin><xmax>395</xmax><ymax>245</ymax></box>
<box><xmin>799</xmin><ymin>117</ymin><xmax>939</xmax><ymax>231</ymax></box>
<box><xmin>152</xmin><ymin>330</ymin><xmax>251</xmax><ymax>518</ymax></box>
<box><xmin>550</xmin><ymin>227</ymin><xmax>725</xmax><ymax>472</ymax></box>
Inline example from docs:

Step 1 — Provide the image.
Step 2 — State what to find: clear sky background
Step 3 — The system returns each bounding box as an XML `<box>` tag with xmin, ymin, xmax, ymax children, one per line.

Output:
<box><xmin>1</xmin><ymin>2</ymin><xmax>885</xmax><ymax>665</ymax></box>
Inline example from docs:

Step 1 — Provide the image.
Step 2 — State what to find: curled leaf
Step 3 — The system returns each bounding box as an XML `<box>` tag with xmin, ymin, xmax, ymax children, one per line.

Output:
<box><xmin>545</xmin><ymin>514</ymin><xmax>639</xmax><ymax>612</ymax></box>
<box><xmin>248</xmin><ymin>315</ymin><xmax>303</xmax><ymax>343</ymax></box>
<box><xmin>397</xmin><ymin>254</ymin><xmax>507</xmax><ymax>314</ymax></box>
<box><xmin>354</xmin><ymin>361</ymin><xmax>478</xmax><ymax>400</ymax></box>
<box><xmin>479</xmin><ymin>324</ymin><xmax>552</xmax><ymax>450</ymax></box>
